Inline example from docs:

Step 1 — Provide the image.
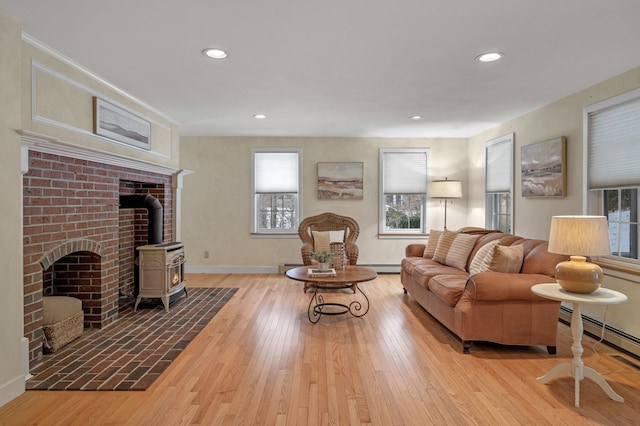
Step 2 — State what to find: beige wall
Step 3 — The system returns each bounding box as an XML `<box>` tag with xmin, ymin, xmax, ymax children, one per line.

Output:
<box><xmin>21</xmin><ymin>39</ymin><xmax>180</xmax><ymax>169</ymax></box>
<box><xmin>0</xmin><ymin>10</ymin><xmax>26</xmax><ymax>406</ymax></box>
<box><xmin>468</xmin><ymin>66</ymin><xmax>640</xmax><ymax>340</ymax></box>
<box><xmin>179</xmin><ymin>136</ymin><xmax>468</xmax><ymax>271</ymax></box>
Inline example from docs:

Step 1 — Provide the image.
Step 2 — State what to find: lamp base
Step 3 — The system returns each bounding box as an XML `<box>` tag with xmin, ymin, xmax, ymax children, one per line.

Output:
<box><xmin>555</xmin><ymin>255</ymin><xmax>603</xmax><ymax>294</ymax></box>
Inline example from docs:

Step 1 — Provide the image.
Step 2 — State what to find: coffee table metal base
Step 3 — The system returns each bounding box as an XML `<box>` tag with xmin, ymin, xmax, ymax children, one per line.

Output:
<box><xmin>308</xmin><ymin>283</ymin><xmax>369</xmax><ymax>323</ymax></box>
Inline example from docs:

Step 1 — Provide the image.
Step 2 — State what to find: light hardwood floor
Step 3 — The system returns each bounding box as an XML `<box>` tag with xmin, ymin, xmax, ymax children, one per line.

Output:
<box><xmin>1</xmin><ymin>273</ymin><xmax>639</xmax><ymax>425</ymax></box>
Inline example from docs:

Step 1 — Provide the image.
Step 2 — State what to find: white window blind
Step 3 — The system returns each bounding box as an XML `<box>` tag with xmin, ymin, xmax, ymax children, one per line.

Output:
<box><xmin>588</xmin><ymin>96</ymin><xmax>640</xmax><ymax>189</ymax></box>
<box><xmin>485</xmin><ymin>135</ymin><xmax>513</xmax><ymax>193</ymax></box>
<box><xmin>383</xmin><ymin>150</ymin><xmax>428</xmax><ymax>194</ymax></box>
<box><xmin>254</xmin><ymin>152</ymin><xmax>299</xmax><ymax>193</ymax></box>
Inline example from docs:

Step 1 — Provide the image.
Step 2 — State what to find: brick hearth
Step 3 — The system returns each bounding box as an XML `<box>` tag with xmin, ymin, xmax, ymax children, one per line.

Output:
<box><xmin>23</xmin><ymin>150</ymin><xmax>174</xmax><ymax>365</ymax></box>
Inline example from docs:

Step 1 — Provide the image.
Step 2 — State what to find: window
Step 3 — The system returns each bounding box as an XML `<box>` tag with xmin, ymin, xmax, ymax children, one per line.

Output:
<box><xmin>379</xmin><ymin>149</ymin><xmax>429</xmax><ymax>234</ymax></box>
<box><xmin>252</xmin><ymin>149</ymin><xmax>301</xmax><ymax>234</ymax></box>
<box><xmin>485</xmin><ymin>134</ymin><xmax>513</xmax><ymax>233</ymax></box>
<box><xmin>586</xmin><ymin>88</ymin><xmax>640</xmax><ymax>264</ymax></box>
<box><xmin>604</xmin><ymin>189</ymin><xmax>638</xmax><ymax>259</ymax></box>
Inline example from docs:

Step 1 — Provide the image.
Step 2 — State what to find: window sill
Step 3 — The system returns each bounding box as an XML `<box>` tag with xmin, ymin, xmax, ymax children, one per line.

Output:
<box><xmin>378</xmin><ymin>233</ymin><xmax>428</xmax><ymax>240</ymax></box>
<box><xmin>250</xmin><ymin>232</ymin><xmax>298</xmax><ymax>239</ymax></box>
<box><xmin>595</xmin><ymin>258</ymin><xmax>640</xmax><ymax>284</ymax></box>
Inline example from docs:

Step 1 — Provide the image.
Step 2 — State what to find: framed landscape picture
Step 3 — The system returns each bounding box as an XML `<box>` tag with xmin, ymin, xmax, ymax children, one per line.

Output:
<box><xmin>317</xmin><ymin>162</ymin><xmax>363</xmax><ymax>199</ymax></box>
<box><xmin>93</xmin><ymin>97</ymin><xmax>151</xmax><ymax>150</ymax></box>
<box><xmin>521</xmin><ymin>136</ymin><xmax>566</xmax><ymax>197</ymax></box>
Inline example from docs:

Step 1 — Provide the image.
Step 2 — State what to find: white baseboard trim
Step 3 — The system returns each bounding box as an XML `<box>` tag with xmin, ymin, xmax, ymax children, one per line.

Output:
<box><xmin>0</xmin><ymin>374</ymin><xmax>25</xmax><ymax>408</ymax></box>
<box><xmin>22</xmin><ymin>337</ymin><xmax>32</xmax><ymax>381</ymax></box>
<box><xmin>186</xmin><ymin>264</ymin><xmax>401</xmax><ymax>275</ymax></box>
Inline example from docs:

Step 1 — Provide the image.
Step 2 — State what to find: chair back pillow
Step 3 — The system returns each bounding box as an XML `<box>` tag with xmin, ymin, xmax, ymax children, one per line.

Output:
<box><xmin>312</xmin><ymin>230</ymin><xmax>345</xmax><ymax>252</ymax></box>
<box><xmin>312</xmin><ymin>231</ymin><xmax>331</xmax><ymax>252</ymax></box>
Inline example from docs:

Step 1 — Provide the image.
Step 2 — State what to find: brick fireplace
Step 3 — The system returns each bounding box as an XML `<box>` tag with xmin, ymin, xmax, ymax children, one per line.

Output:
<box><xmin>23</xmin><ymin>148</ymin><xmax>176</xmax><ymax>365</ymax></box>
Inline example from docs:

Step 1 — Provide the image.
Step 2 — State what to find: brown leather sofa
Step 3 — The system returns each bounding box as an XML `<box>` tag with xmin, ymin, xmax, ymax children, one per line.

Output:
<box><xmin>401</xmin><ymin>228</ymin><xmax>568</xmax><ymax>353</ymax></box>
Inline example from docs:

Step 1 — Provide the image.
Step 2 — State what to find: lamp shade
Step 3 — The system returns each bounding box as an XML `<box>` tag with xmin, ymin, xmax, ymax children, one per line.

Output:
<box><xmin>548</xmin><ymin>215</ymin><xmax>611</xmax><ymax>256</ymax></box>
<box><xmin>430</xmin><ymin>179</ymin><xmax>462</xmax><ymax>199</ymax></box>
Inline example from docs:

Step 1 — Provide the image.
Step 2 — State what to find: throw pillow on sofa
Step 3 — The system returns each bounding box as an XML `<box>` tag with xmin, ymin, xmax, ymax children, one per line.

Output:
<box><xmin>489</xmin><ymin>243</ymin><xmax>525</xmax><ymax>273</ymax></box>
<box><xmin>432</xmin><ymin>229</ymin><xmax>479</xmax><ymax>271</ymax></box>
<box><xmin>423</xmin><ymin>229</ymin><xmax>443</xmax><ymax>258</ymax></box>
<box><xmin>469</xmin><ymin>240</ymin><xmax>500</xmax><ymax>275</ymax></box>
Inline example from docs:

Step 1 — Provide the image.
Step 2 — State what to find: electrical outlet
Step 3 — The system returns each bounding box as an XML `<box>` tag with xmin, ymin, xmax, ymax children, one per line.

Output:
<box><xmin>204</xmin><ymin>250</ymin><xmax>209</xmax><ymax>259</ymax></box>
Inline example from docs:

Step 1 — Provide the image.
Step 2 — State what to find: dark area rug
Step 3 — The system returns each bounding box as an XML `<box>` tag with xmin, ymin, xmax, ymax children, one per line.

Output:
<box><xmin>26</xmin><ymin>287</ymin><xmax>238</xmax><ymax>391</ymax></box>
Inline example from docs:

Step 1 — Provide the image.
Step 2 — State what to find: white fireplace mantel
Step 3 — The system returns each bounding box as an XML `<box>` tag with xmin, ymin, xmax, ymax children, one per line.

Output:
<box><xmin>20</xmin><ymin>130</ymin><xmax>184</xmax><ymax>177</ymax></box>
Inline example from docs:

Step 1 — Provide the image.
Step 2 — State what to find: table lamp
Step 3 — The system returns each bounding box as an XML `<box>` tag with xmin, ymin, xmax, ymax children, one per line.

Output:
<box><xmin>430</xmin><ymin>178</ymin><xmax>462</xmax><ymax>229</ymax></box>
<box><xmin>547</xmin><ymin>215</ymin><xmax>611</xmax><ymax>294</ymax></box>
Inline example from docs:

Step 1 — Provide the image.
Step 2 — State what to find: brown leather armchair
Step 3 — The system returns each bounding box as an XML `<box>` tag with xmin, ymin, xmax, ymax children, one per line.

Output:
<box><xmin>298</xmin><ymin>212</ymin><xmax>360</xmax><ymax>266</ymax></box>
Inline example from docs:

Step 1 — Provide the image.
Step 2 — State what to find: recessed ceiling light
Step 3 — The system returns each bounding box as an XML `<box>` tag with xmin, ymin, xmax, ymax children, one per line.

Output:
<box><xmin>410</xmin><ymin>115</ymin><xmax>423</xmax><ymax>120</ymax></box>
<box><xmin>253</xmin><ymin>114</ymin><xmax>266</xmax><ymax>119</ymax></box>
<box><xmin>476</xmin><ymin>52</ymin><xmax>504</xmax><ymax>62</ymax></box>
<box><xmin>202</xmin><ymin>48</ymin><xmax>228</xmax><ymax>59</ymax></box>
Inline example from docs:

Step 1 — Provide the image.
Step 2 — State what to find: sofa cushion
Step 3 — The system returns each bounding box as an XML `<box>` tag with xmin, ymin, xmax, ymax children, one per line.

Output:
<box><xmin>428</xmin><ymin>275</ymin><xmax>468</xmax><ymax>306</ymax></box>
<box><xmin>489</xmin><ymin>244</ymin><xmax>524</xmax><ymax>273</ymax></box>
<box><xmin>468</xmin><ymin>240</ymin><xmax>500</xmax><ymax>275</ymax></box>
<box><xmin>410</xmin><ymin>259</ymin><xmax>467</xmax><ymax>288</ymax></box>
<box><xmin>423</xmin><ymin>229</ymin><xmax>442</xmax><ymax>258</ymax></box>
<box><xmin>521</xmin><ymin>241</ymin><xmax>568</xmax><ymax>276</ymax></box>
<box><xmin>401</xmin><ymin>257</ymin><xmax>432</xmax><ymax>276</ymax></box>
<box><xmin>432</xmin><ymin>229</ymin><xmax>479</xmax><ymax>271</ymax></box>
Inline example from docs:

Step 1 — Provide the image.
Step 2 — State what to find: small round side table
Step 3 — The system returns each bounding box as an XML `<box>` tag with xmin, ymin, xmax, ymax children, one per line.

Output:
<box><xmin>531</xmin><ymin>283</ymin><xmax>628</xmax><ymax>408</ymax></box>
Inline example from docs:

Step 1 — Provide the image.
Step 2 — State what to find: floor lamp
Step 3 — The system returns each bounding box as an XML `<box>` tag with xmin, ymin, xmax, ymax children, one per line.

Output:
<box><xmin>430</xmin><ymin>178</ymin><xmax>462</xmax><ymax>229</ymax></box>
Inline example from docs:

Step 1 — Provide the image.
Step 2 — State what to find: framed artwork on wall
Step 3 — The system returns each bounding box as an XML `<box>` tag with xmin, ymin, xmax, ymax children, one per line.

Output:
<box><xmin>521</xmin><ymin>136</ymin><xmax>567</xmax><ymax>197</ymax></box>
<box><xmin>93</xmin><ymin>97</ymin><xmax>151</xmax><ymax>150</ymax></box>
<box><xmin>317</xmin><ymin>162</ymin><xmax>363</xmax><ymax>199</ymax></box>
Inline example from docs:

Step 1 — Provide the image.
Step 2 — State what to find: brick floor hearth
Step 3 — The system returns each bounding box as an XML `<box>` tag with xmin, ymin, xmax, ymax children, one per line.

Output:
<box><xmin>26</xmin><ymin>287</ymin><xmax>238</xmax><ymax>391</ymax></box>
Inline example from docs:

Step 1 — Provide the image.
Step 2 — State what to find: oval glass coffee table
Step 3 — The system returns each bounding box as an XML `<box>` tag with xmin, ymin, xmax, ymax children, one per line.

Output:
<box><xmin>286</xmin><ymin>265</ymin><xmax>377</xmax><ymax>323</ymax></box>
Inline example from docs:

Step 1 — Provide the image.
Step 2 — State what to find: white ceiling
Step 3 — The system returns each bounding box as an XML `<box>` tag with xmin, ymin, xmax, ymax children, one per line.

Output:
<box><xmin>2</xmin><ymin>0</ymin><xmax>640</xmax><ymax>138</ymax></box>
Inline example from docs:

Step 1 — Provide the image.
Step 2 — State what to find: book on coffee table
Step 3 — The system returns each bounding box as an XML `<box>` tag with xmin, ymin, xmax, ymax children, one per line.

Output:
<box><xmin>307</xmin><ymin>268</ymin><xmax>337</xmax><ymax>277</ymax></box>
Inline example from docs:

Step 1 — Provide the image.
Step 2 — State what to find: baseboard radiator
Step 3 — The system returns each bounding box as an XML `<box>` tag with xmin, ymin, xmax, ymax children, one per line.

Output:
<box><xmin>282</xmin><ymin>264</ymin><xmax>401</xmax><ymax>274</ymax></box>
<box><xmin>559</xmin><ymin>306</ymin><xmax>640</xmax><ymax>359</ymax></box>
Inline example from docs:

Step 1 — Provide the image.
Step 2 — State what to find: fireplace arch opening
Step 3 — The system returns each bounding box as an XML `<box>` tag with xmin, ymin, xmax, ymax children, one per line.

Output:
<box><xmin>38</xmin><ymin>239</ymin><xmax>114</xmax><ymax>329</ymax></box>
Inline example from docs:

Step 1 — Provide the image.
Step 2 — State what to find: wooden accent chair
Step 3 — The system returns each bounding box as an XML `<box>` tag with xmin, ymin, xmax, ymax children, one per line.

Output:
<box><xmin>298</xmin><ymin>212</ymin><xmax>360</xmax><ymax>292</ymax></box>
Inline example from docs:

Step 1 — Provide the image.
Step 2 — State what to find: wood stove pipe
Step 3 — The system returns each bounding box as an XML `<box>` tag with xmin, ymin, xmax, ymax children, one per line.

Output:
<box><xmin>119</xmin><ymin>194</ymin><xmax>163</xmax><ymax>244</ymax></box>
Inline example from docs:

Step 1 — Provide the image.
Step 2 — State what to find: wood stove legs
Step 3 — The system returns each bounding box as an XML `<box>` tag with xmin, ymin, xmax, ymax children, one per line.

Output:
<box><xmin>134</xmin><ymin>287</ymin><xmax>188</xmax><ymax>312</ymax></box>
